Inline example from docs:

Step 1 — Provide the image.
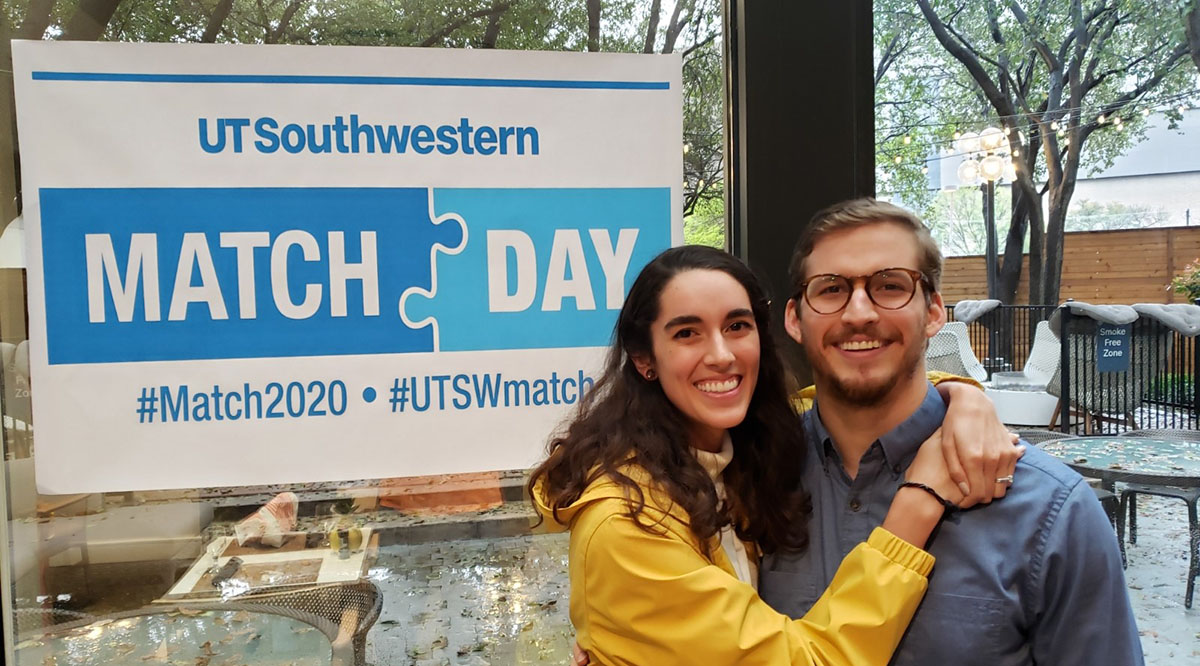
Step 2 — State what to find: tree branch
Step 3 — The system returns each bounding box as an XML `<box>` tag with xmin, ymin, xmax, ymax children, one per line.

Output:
<box><xmin>642</xmin><ymin>0</ymin><xmax>662</xmax><ymax>54</ymax></box>
<box><xmin>1188</xmin><ymin>0</ymin><xmax>1200</xmax><ymax>72</ymax></box>
<box><xmin>62</xmin><ymin>0</ymin><xmax>122</xmax><ymax>40</ymax></box>
<box><xmin>420</xmin><ymin>1</ymin><xmax>515</xmax><ymax>48</ymax></box>
<box><xmin>586</xmin><ymin>0</ymin><xmax>601</xmax><ymax>52</ymax></box>
<box><xmin>265</xmin><ymin>0</ymin><xmax>305</xmax><ymax>44</ymax></box>
<box><xmin>201</xmin><ymin>0</ymin><xmax>235</xmax><ymax>43</ymax></box>
<box><xmin>18</xmin><ymin>0</ymin><xmax>55</xmax><ymax>40</ymax></box>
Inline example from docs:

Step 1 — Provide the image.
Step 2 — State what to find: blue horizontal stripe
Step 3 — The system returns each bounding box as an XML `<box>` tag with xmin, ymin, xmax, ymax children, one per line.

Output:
<box><xmin>31</xmin><ymin>71</ymin><xmax>669</xmax><ymax>90</ymax></box>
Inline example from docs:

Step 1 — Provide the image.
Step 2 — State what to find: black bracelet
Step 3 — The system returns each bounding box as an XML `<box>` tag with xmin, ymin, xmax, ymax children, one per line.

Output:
<box><xmin>898</xmin><ymin>481</ymin><xmax>957</xmax><ymax>513</ymax></box>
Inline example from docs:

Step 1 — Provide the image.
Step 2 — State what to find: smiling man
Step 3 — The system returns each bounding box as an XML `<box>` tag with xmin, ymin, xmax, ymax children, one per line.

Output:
<box><xmin>759</xmin><ymin>198</ymin><xmax>1142</xmax><ymax>665</ymax></box>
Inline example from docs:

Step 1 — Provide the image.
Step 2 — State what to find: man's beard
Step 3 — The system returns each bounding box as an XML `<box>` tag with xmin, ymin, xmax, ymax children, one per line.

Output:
<box><xmin>804</xmin><ymin>326</ymin><xmax>926</xmax><ymax>407</ymax></box>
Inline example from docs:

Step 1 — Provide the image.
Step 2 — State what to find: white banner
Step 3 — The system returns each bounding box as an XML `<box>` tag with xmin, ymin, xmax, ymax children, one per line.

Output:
<box><xmin>12</xmin><ymin>41</ymin><xmax>682</xmax><ymax>493</ymax></box>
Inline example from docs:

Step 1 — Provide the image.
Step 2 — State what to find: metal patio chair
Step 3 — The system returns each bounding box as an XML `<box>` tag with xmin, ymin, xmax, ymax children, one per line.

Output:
<box><xmin>1046</xmin><ymin>318</ymin><xmax>1173</xmax><ymax>433</ymax></box>
<box><xmin>1118</xmin><ymin>428</ymin><xmax>1200</xmax><ymax>608</ymax></box>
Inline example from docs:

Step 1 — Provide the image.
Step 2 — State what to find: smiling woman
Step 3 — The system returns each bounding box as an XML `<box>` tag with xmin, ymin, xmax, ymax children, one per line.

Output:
<box><xmin>630</xmin><ymin>268</ymin><xmax>760</xmax><ymax>453</ymax></box>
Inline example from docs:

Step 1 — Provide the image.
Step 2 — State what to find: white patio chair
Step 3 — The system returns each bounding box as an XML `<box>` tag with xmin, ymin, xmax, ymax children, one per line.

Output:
<box><xmin>926</xmin><ymin>322</ymin><xmax>988</xmax><ymax>382</ymax></box>
<box><xmin>1020</xmin><ymin>321</ymin><xmax>1060</xmax><ymax>385</ymax></box>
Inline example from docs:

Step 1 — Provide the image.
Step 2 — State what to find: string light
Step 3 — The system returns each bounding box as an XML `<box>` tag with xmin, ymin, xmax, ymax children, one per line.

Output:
<box><xmin>1142</xmin><ymin>108</ymin><xmax>1151</xmax><ymax>117</ymax></box>
<box><xmin>683</xmin><ymin>144</ymin><xmax>690</xmax><ymax>154</ymax></box>
<box><xmin>1050</xmin><ymin>121</ymin><xmax>1059</xmax><ymax>131</ymax></box>
<box><xmin>1098</xmin><ymin>113</ymin><xmax>1106</xmax><ymax>123</ymax></box>
<box><xmin>903</xmin><ymin>135</ymin><xmax>912</xmax><ymax>144</ymax></box>
<box><xmin>894</xmin><ymin>155</ymin><xmax>903</xmax><ymax>164</ymax></box>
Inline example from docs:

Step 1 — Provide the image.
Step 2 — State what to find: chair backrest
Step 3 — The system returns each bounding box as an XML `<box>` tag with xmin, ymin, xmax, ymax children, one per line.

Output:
<box><xmin>925</xmin><ymin>329</ymin><xmax>969</xmax><ymax>377</ymax></box>
<box><xmin>942</xmin><ymin>321</ymin><xmax>989</xmax><ymax>382</ymax></box>
<box><xmin>1023</xmin><ymin>321</ymin><xmax>1061</xmax><ymax>385</ymax></box>
<box><xmin>1053</xmin><ymin>321</ymin><xmax>1173</xmax><ymax>411</ymax></box>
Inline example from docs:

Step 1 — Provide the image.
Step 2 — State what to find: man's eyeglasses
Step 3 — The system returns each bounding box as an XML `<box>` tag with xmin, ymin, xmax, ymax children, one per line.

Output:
<box><xmin>795</xmin><ymin>268</ymin><xmax>930</xmax><ymax>315</ymax></box>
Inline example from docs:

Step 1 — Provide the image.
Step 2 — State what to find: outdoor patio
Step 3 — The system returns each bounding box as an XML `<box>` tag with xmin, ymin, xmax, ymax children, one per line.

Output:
<box><xmin>360</xmin><ymin>495</ymin><xmax>1199</xmax><ymax>665</ymax></box>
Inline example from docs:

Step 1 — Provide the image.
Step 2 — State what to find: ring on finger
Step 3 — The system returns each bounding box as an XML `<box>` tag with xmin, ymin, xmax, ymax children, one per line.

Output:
<box><xmin>995</xmin><ymin>475</ymin><xmax>1014</xmax><ymax>485</ymax></box>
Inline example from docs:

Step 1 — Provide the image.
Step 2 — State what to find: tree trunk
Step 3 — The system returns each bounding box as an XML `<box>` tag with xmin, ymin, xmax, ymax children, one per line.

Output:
<box><xmin>642</xmin><ymin>0</ymin><xmax>662</xmax><ymax>53</ymax></box>
<box><xmin>481</xmin><ymin>6</ymin><xmax>502</xmax><ymax>48</ymax></box>
<box><xmin>997</xmin><ymin>189</ymin><xmax>1028</xmax><ymax>304</ymax></box>
<box><xmin>662</xmin><ymin>0</ymin><xmax>691</xmax><ymax>54</ymax></box>
<box><xmin>1026</xmin><ymin>187</ymin><xmax>1046</xmax><ymax>306</ymax></box>
<box><xmin>62</xmin><ymin>0</ymin><xmax>122</xmax><ymax>40</ymax></box>
<box><xmin>265</xmin><ymin>0</ymin><xmax>305</xmax><ymax>44</ymax></box>
<box><xmin>201</xmin><ymin>0</ymin><xmax>235</xmax><ymax>43</ymax></box>
<box><xmin>1187</xmin><ymin>1</ymin><xmax>1200</xmax><ymax>72</ymax></box>
<box><xmin>586</xmin><ymin>0</ymin><xmax>601</xmax><ymax>52</ymax></box>
<box><xmin>1042</xmin><ymin>171</ymin><xmax>1077</xmax><ymax>306</ymax></box>
<box><xmin>18</xmin><ymin>0</ymin><xmax>55</xmax><ymax>40</ymax></box>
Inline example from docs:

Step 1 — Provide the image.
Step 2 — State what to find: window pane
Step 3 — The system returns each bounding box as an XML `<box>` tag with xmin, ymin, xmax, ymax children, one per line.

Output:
<box><xmin>0</xmin><ymin>2</ymin><xmax>725</xmax><ymax>664</ymax></box>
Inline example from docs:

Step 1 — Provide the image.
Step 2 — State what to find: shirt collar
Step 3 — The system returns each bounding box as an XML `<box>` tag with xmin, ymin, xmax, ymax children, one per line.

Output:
<box><xmin>691</xmin><ymin>432</ymin><xmax>735</xmax><ymax>483</ymax></box>
<box><xmin>808</xmin><ymin>382</ymin><xmax>947</xmax><ymax>470</ymax></box>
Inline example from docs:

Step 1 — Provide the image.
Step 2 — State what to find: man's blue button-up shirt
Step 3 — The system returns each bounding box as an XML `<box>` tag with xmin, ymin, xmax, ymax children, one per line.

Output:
<box><xmin>760</xmin><ymin>383</ymin><xmax>1143</xmax><ymax>666</ymax></box>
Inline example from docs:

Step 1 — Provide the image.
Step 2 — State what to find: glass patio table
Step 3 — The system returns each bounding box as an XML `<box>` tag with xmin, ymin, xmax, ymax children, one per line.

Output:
<box><xmin>13</xmin><ymin>605</ymin><xmax>334</xmax><ymax>666</ymax></box>
<box><xmin>1039</xmin><ymin>437</ymin><xmax>1200</xmax><ymax>487</ymax></box>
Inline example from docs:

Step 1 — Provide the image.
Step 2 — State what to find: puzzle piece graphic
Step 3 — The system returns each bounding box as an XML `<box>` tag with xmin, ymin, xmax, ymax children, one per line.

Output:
<box><xmin>397</xmin><ymin>189</ymin><xmax>468</xmax><ymax>352</ymax></box>
<box><xmin>400</xmin><ymin>188</ymin><xmax>672</xmax><ymax>353</ymax></box>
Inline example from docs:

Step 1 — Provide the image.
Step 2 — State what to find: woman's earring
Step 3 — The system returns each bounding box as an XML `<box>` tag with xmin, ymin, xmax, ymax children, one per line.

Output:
<box><xmin>645</xmin><ymin>369</ymin><xmax>657</xmax><ymax>381</ymax></box>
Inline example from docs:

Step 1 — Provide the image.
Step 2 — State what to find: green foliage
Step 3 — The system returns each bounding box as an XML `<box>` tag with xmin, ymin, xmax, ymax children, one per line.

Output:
<box><xmin>1147</xmin><ymin>372</ymin><xmax>1195</xmax><ymax>404</ymax></box>
<box><xmin>682</xmin><ymin>192</ymin><xmax>724</xmax><ymax>248</ymax></box>
<box><xmin>1066</xmin><ymin>200</ymin><xmax>1170</xmax><ymax>231</ymax></box>
<box><xmin>1171</xmin><ymin>257</ymin><xmax>1200</xmax><ymax>301</ymax></box>
<box><xmin>922</xmin><ymin>186</ymin><xmax>1012</xmax><ymax>256</ymax></box>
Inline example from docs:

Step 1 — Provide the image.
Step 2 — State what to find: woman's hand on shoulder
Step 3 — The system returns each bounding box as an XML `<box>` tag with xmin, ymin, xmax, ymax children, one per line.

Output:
<box><xmin>935</xmin><ymin>381</ymin><xmax>1024</xmax><ymax>508</ymax></box>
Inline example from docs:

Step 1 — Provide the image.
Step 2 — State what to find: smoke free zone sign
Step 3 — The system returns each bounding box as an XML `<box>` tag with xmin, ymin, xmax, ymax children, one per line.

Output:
<box><xmin>1096</xmin><ymin>324</ymin><xmax>1131</xmax><ymax>373</ymax></box>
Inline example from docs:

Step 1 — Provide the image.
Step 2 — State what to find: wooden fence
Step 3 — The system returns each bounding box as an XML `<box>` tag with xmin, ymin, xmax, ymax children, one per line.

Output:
<box><xmin>941</xmin><ymin>226</ymin><xmax>1200</xmax><ymax>305</ymax></box>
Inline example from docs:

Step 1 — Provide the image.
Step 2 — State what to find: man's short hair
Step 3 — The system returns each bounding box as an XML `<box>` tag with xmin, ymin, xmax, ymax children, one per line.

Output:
<box><xmin>788</xmin><ymin>198</ymin><xmax>944</xmax><ymax>299</ymax></box>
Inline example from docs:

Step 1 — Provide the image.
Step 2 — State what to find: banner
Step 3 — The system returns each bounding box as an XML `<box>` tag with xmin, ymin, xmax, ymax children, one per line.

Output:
<box><xmin>13</xmin><ymin>41</ymin><xmax>681</xmax><ymax>492</ymax></box>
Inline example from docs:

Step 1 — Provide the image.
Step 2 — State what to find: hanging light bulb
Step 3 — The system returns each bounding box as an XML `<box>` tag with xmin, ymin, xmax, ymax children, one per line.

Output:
<box><xmin>1050</xmin><ymin>120</ymin><xmax>1059</xmax><ymax>131</ymax></box>
<box><xmin>683</xmin><ymin>143</ymin><xmax>691</xmax><ymax>154</ymax></box>
<box><xmin>980</xmin><ymin>154</ymin><xmax>1004</xmax><ymax>181</ymax></box>
<box><xmin>1117</xmin><ymin>122</ymin><xmax>1126</xmax><ymax>131</ymax></box>
<box><xmin>903</xmin><ymin>135</ymin><xmax>912</xmax><ymax>144</ymax></box>
<box><xmin>921</xmin><ymin>164</ymin><xmax>929</xmax><ymax>175</ymax></box>
<box><xmin>957</xmin><ymin>131</ymin><xmax>982</xmax><ymax>154</ymax></box>
<box><xmin>1178</xmin><ymin>105</ymin><xmax>1187</xmax><ymax>114</ymax></box>
<box><xmin>1012</xmin><ymin>148</ymin><xmax>1021</xmax><ymax>157</ymax></box>
<box><xmin>1142</xmin><ymin>108</ymin><xmax>1151</xmax><ymax>117</ymax></box>
<box><xmin>957</xmin><ymin>157</ymin><xmax>981</xmax><ymax>185</ymax></box>
<box><xmin>953</xmin><ymin>130</ymin><xmax>962</xmax><ymax>140</ymax></box>
<box><xmin>697</xmin><ymin>179</ymin><xmax>705</xmax><ymax>188</ymax></box>
<box><xmin>894</xmin><ymin>155</ymin><xmax>903</xmax><ymax>164</ymax></box>
<box><xmin>1098</xmin><ymin>113</ymin><xmax>1107</xmax><ymax>124</ymax></box>
<box><xmin>979</xmin><ymin>126</ymin><xmax>1004</xmax><ymax>151</ymax></box>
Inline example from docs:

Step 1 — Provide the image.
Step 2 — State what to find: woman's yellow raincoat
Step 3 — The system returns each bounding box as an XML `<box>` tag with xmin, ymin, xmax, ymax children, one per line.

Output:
<box><xmin>532</xmin><ymin>468</ymin><xmax>933</xmax><ymax>666</ymax></box>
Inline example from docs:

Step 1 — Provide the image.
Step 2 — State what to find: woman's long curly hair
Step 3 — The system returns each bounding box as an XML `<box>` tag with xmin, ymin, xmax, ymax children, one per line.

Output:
<box><xmin>528</xmin><ymin>245</ymin><xmax>811</xmax><ymax>556</ymax></box>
